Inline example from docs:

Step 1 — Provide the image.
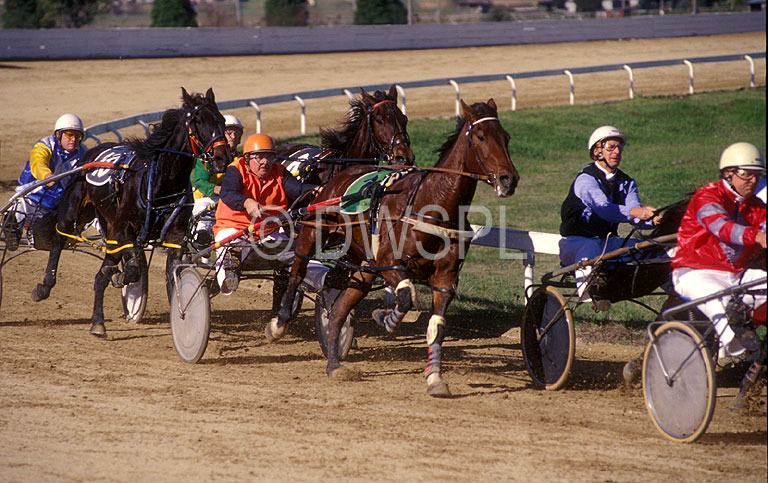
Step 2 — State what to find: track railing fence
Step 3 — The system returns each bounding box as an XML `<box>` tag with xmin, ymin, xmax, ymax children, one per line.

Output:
<box><xmin>82</xmin><ymin>51</ymin><xmax>764</xmax><ymax>294</ymax></box>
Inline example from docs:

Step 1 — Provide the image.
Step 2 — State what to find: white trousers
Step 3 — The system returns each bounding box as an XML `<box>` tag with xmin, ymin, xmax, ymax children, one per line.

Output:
<box><xmin>192</xmin><ymin>196</ymin><xmax>218</xmax><ymax>234</ymax></box>
<box><xmin>672</xmin><ymin>267</ymin><xmax>767</xmax><ymax>356</ymax></box>
<box><xmin>214</xmin><ymin>227</ymin><xmax>327</xmax><ymax>296</ymax></box>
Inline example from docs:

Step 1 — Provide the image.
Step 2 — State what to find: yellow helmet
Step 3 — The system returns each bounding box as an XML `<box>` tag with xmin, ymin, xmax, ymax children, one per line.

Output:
<box><xmin>718</xmin><ymin>142</ymin><xmax>765</xmax><ymax>172</ymax></box>
<box><xmin>243</xmin><ymin>133</ymin><xmax>275</xmax><ymax>155</ymax></box>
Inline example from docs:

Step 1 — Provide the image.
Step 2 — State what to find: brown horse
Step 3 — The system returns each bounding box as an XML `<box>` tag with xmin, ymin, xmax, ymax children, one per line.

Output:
<box><xmin>276</xmin><ymin>85</ymin><xmax>414</xmax><ymax>185</ymax></box>
<box><xmin>266</xmin><ymin>99</ymin><xmax>520</xmax><ymax>397</ymax></box>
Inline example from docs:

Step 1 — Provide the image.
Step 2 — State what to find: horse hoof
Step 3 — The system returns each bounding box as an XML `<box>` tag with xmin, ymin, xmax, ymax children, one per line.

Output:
<box><xmin>90</xmin><ymin>323</ymin><xmax>107</xmax><ymax>339</ymax></box>
<box><xmin>264</xmin><ymin>317</ymin><xmax>285</xmax><ymax>342</ymax></box>
<box><xmin>426</xmin><ymin>373</ymin><xmax>452</xmax><ymax>398</ymax></box>
<box><xmin>328</xmin><ymin>366</ymin><xmax>361</xmax><ymax>381</ymax></box>
<box><xmin>31</xmin><ymin>284</ymin><xmax>50</xmax><ymax>302</ymax></box>
<box><xmin>372</xmin><ymin>308</ymin><xmax>398</xmax><ymax>335</ymax></box>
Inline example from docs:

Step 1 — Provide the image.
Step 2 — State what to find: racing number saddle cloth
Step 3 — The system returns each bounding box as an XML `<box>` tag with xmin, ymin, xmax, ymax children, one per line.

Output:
<box><xmin>85</xmin><ymin>145</ymin><xmax>136</xmax><ymax>186</ymax></box>
<box><xmin>340</xmin><ymin>169</ymin><xmax>412</xmax><ymax>214</ymax></box>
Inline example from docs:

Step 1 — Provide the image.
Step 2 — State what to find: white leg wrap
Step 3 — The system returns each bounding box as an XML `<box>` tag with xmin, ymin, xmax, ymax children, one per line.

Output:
<box><xmin>396</xmin><ymin>279</ymin><xmax>417</xmax><ymax>306</ymax></box>
<box><xmin>426</xmin><ymin>314</ymin><xmax>446</xmax><ymax>346</ymax></box>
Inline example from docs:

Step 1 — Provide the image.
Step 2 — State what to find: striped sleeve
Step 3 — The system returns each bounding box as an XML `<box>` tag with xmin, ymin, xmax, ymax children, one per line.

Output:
<box><xmin>696</xmin><ymin>200</ymin><xmax>756</xmax><ymax>246</ymax></box>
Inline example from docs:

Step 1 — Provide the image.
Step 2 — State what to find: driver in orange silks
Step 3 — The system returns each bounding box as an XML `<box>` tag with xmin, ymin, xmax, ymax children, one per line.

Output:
<box><xmin>213</xmin><ymin>133</ymin><xmax>327</xmax><ymax>297</ymax></box>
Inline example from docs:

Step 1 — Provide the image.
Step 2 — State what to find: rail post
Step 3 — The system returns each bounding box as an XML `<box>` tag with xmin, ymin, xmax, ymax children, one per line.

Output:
<box><xmin>107</xmin><ymin>127</ymin><xmax>123</xmax><ymax>143</ymax></box>
<box><xmin>138</xmin><ymin>120</ymin><xmax>151</xmax><ymax>137</ymax></box>
<box><xmin>343</xmin><ymin>89</ymin><xmax>354</xmax><ymax>102</ymax></box>
<box><xmin>623</xmin><ymin>64</ymin><xmax>634</xmax><ymax>100</ymax></box>
<box><xmin>506</xmin><ymin>75</ymin><xmax>517</xmax><ymax>111</ymax></box>
<box><xmin>294</xmin><ymin>95</ymin><xmax>306</xmax><ymax>135</ymax></box>
<box><xmin>249</xmin><ymin>101</ymin><xmax>262</xmax><ymax>133</ymax></box>
<box><xmin>744</xmin><ymin>55</ymin><xmax>755</xmax><ymax>88</ymax></box>
<box><xmin>395</xmin><ymin>84</ymin><xmax>406</xmax><ymax>115</ymax></box>
<box><xmin>683</xmin><ymin>60</ymin><xmax>694</xmax><ymax>95</ymax></box>
<box><xmin>448</xmin><ymin>79</ymin><xmax>460</xmax><ymax>117</ymax></box>
<box><xmin>563</xmin><ymin>69</ymin><xmax>574</xmax><ymax>105</ymax></box>
<box><xmin>523</xmin><ymin>251</ymin><xmax>535</xmax><ymax>303</ymax></box>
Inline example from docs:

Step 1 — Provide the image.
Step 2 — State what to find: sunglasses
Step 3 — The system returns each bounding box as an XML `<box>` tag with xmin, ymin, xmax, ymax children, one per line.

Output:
<box><xmin>62</xmin><ymin>130</ymin><xmax>83</xmax><ymax>142</ymax></box>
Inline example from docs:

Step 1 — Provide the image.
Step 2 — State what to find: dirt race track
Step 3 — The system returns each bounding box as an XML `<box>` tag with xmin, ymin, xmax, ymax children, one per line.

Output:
<box><xmin>1</xmin><ymin>33</ymin><xmax>766</xmax><ymax>481</ymax></box>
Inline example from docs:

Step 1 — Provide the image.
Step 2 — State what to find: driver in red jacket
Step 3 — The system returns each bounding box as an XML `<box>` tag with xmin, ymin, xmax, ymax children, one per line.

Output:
<box><xmin>671</xmin><ymin>142</ymin><xmax>766</xmax><ymax>410</ymax></box>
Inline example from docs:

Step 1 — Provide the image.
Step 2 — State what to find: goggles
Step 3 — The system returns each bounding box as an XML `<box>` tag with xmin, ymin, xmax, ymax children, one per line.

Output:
<box><xmin>246</xmin><ymin>151</ymin><xmax>276</xmax><ymax>163</ymax></box>
<box><xmin>602</xmin><ymin>141</ymin><xmax>624</xmax><ymax>152</ymax></box>
<box><xmin>61</xmin><ymin>130</ymin><xmax>84</xmax><ymax>142</ymax></box>
<box><xmin>733</xmin><ymin>168</ymin><xmax>765</xmax><ymax>180</ymax></box>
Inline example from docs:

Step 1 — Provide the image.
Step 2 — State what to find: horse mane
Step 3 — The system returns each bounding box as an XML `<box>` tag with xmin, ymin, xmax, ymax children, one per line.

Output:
<box><xmin>433</xmin><ymin>101</ymin><xmax>497</xmax><ymax>163</ymax></box>
<box><xmin>123</xmin><ymin>90</ymin><xmax>208</xmax><ymax>157</ymax></box>
<box><xmin>320</xmin><ymin>89</ymin><xmax>395</xmax><ymax>151</ymax></box>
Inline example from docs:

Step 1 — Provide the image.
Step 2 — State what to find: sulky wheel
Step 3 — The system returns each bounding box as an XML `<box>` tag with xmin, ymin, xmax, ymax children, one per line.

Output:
<box><xmin>170</xmin><ymin>267</ymin><xmax>211</xmax><ymax>364</ymax></box>
<box><xmin>121</xmin><ymin>251</ymin><xmax>148</xmax><ymax>324</ymax></box>
<box><xmin>642</xmin><ymin>321</ymin><xmax>716</xmax><ymax>443</ymax></box>
<box><xmin>314</xmin><ymin>287</ymin><xmax>355</xmax><ymax>360</ymax></box>
<box><xmin>521</xmin><ymin>285</ymin><xmax>575</xmax><ymax>390</ymax></box>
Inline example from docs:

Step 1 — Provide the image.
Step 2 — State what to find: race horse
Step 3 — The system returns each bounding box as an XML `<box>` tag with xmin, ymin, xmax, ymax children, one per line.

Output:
<box><xmin>276</xmin><ymin>85</ymin><xmax>414</xmax><ymax>185</ymax></box>
<box><xmin>266</xmin><ymin>99</ymin><xmax>520</xmax><ymax>397</ymax></box>
<box><xmin>34</xmin><ymin>87</ymin><xmax>231</xmax><ymax>339</ymax></box>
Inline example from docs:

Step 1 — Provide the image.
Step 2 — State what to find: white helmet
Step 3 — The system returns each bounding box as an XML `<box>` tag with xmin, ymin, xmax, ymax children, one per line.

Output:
<box><xmin>718</xmin><ymin>142</ymin><xmax>765</xmax><ymax>172</ymax></box>
<box><xmin>54</xmin><ymin>113</ymin><xmax>84</xmax><ymax>134</ymax></box>
<box><xmin>223</xmin><ymin>114</ymin><xmax>243</xmax><ymax>131</ymax></box>
<box><xmin>588</xmin><ymin>125</ymin><xmax>626</xmax><ymax>152</ymax></box>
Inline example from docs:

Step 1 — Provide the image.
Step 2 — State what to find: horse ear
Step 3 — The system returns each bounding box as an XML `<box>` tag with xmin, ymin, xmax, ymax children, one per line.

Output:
<box><xmin>205</xmin><ymin>87</ymin><xmax>216</xmax><ymax>104</ymax></box>
<box><xmin>487</xmin><ymin>98</ymin><xmax>498</xmax><ymax>113</ymax></box>
<box><xmin>181</xmin><ymin>87</ymin><xmax>192</xmax><ymax>105</ymax></box>
<box><xmin>388</xmin><ymin>85</ymin><xmax>398</xmax><ymax>101</ymax></box>
<box><xmin>460</xmin><ymin>99</ymin><xmax>475</xmax><ymax>121</ymax></box>
<box><xmin>360</xmin><ymin>88</ymin><xmax>374</xmax><ymax>106</ymax></box>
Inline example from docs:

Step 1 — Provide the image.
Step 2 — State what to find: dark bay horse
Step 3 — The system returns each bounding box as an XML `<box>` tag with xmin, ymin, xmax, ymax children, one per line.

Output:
<box><xmin>276</xmin><ymin>85</ymin><xmax>414</xmax><ymax>185</ymax></box>
<box><xmin>267</xmin><ymin>99</ymin><xmax>520</xmax><ymax>397</ymax></box>
<box><xmin>35</xmin><ymin>87</ymin><xmax>231</xmax><ymax>338</ymax></box>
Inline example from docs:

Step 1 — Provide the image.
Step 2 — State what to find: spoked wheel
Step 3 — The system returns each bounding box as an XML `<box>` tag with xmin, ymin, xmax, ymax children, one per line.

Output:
<box><xmin>314</xmin><ymin>287</ymin><xmax>355</xmax><ymax>360</ymax></box>
<box><xmin>642</xmin><ymin>321</ymin><xmax>716</xmax><ymax>443</ymax></box>
<box><xmin>0</xmin><ymin>265</ymin><xmax>3</xmax><ymax>310</ymax></box>
<box><xmin>170</xmin><ymin>268</ymin><xmax>211</xmax><ymax>364</ymax></box>
<box><xmin>121</xmin><ymin>251</ymin><xmax>148</xmax><ymax>323</ymax></box>
<box><xmin>521</xmin><ymin>285</ymin><xmax>575</xmax><ymax>390</ymax></box>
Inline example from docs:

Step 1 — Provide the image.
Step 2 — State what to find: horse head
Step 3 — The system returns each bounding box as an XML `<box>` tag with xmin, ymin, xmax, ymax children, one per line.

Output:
<box><xmin>360</xmin><ymin>85</ymin><xmax>414</xmax><ymax>166</ymax></box>
<box><xmin>181</xmin><ymin>87</ymin><xmax>231</xmax><ymax>174</ymax></box>
<box><xmin>460</xmin><ymin>98</ymin><xmax>520</xmax><ymax>197</ymax></box>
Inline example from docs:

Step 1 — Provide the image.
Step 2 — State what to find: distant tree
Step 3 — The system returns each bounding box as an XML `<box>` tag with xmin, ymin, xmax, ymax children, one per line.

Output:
<box><xmin>3</xmin><ymin>0</ymin><xmax>105</xmax><ymax>29</ymax></box>
<box><xmin>2</xmin><ymin>0</ymin><xmax>46</xmax><ymax>28</ymax></box>
<box><xmin>354</xmin><ymin>0</ymin><xmax>407</xmax><ymax>25</ymax></box>
<box><xmin>151</xmin><ymin>0</ymin><xmax>197</xmax><ymax>28</ymax></box>
<box><xmin>265</xmin><ymin>0</ymin><xmax>308</xmax><ymax>26</ymax></box>
<box><xmin>485</xmin><ymin>6</ymin><xmax>511</xmax><ymax>21</ymax></box>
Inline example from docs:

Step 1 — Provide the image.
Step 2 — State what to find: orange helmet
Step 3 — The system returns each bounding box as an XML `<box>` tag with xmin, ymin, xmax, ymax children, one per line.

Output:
<box><xmin>243</xmin><ymin>133</ymin><xmax>276</xmax><ymax>155</ymax></box>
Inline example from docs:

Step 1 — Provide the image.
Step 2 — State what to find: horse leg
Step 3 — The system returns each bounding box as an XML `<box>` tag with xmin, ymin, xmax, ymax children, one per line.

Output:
<box><xmin>90</xmin><ymin>252</ymin><xmax>121</xmax><ymax>339</ymax></box>
<box><xmin>423</xmin><ymin>272</ymin><xmax>457</xmax><ymax>398</ymax></box>
<box><xmin>324</xmin><ymin>270</ymin><xmax>375</xmax><ymax>380</ymax></box>
<box><xmin>109</xmin><ymin>246</ymin><xmax>142</xmax><ymax>288</ymax></box>
<box><xmin>265</xmin><ymin>232</ymin><xmax>315</xmax><ymax>342</ymax></box>
<box><xmin>32</xmin><ymin>233</ymin><xmax>63</xmax><ymax>302</ymax></box>
<box><xmin>371</xmin><ymin>275</ymin><xmax>416</xmax><ymax>335</ymax></box>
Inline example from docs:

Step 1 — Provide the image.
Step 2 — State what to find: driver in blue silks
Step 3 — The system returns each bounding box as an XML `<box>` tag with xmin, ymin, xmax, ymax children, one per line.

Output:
<box><xmin>558</xmin><ymin>125</ymin><xmax>663</xmax><ymax>306</ymax></box>
<box><xmin>4</xmin><ymin>114</ymin><xmax>88</xmax><ymax>251</ymax></box>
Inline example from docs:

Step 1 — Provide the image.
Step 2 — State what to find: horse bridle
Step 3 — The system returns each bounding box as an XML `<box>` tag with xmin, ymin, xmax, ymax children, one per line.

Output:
<box><xmin>464</xmin><ymin>116</ymin><xmax>511</xmax><ymax>185</ymax></box>
<box><xmin>366</xmin><ymin>100</ymin><xmax>410</xmax><ymax>162</ymax></box>
<box><xmin>185</xmin><ymin>103</ymin><xmax>227</xmax><ymax>163</ymax></box>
